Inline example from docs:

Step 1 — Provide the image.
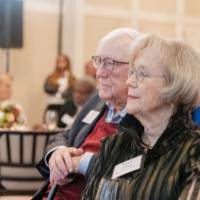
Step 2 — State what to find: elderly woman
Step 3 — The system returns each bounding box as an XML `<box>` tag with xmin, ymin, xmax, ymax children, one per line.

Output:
<box><xmin>82</xmin><ymin>35</ymin><xmax>200</xmax><ymax>200</ymax></box>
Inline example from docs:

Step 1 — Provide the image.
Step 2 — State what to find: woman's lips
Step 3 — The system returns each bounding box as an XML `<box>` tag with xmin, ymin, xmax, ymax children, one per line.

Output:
<box><xmin>128</xmin><ymin>95</ymin><xmax>139</xmax><ymax>100</ymax></box>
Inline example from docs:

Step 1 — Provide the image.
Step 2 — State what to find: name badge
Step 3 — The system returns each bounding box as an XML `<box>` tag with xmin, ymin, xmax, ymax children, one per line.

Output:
<box><xmin>112</xmin><ymin>155</ymin><xmax>143</xmax><ymax>179</ymax></box>
<box><xmin>61</xmin><ymin>114</ymin><xmax>74</xmax><ymax>125</ymax></box>
<box><xmin>82</xmin><ymin>110</ymin><xmax>100</xmax><ymax>124</ymax></box>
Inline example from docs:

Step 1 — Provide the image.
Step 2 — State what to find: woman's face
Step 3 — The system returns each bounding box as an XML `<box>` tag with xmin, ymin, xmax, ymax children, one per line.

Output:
<box><xmin>56</xmin><ymin>55</ymin><xmax>69</xmax><ymax>71</ymax></box>
<box><xmin>126</xmin><ymin>49</ymin><xmax>166</xmax><ymax>116</ymax></box>
<box><xmin>0</xmin><ymin>77</ymin><xmax>12</xmax><ymax>101</ymax></box>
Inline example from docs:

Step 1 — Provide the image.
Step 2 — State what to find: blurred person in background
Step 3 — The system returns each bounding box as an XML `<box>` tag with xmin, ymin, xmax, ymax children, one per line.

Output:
<box><xmin>192</xmin><ymin>107</ymin><xmax>200</xmax><ymax>128</ymax></box>
<box><xmin>0</xmin><ymin>73</ymin><xmax>27</xmax><ymax>129</ymax></box>
<box><xmin>0</xmin><ymin>73</ymin><xmax>12</xmax><ymax>102</ymax></box>
<box><xmin>44</xmin><ymin>54</ymin><xmax>75</xmax><ymax>99</ymax></box>
<box><xmin>57</xmin><ymin>76</ymin><xmax>96</xmax><ymax>129</ymax></box>
<box><xmin>44</xmin><ymin>54</ymin><xmax>75</xmax><ymax>128</ymax></box>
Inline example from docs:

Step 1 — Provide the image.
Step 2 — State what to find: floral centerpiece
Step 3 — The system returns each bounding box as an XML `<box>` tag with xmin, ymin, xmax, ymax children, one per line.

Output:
<box><xmin>0</xmin><ymin>101</ymin><xmax>27</xmax><ymax>130</ymax></box>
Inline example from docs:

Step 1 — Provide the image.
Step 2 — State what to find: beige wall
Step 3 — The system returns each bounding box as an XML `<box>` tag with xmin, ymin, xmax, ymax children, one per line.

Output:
<box><xmin>1</xmin><ymin>0</ymin><xmax>200</xmax><ymax>125</ymax></box>
<box><xmin>10</xmin><ymin>1</ymin><xmax>59</xmax><ymax>126</ymax></box>
<box><xmin>82</xmin><ymin>0</ymin><xmax>200</xmax><ymax>53</ymax></box>
<box><xmin>83</xmin><ymin>16</ymin><xmax>131</xmax><ymax>62</ymax></box>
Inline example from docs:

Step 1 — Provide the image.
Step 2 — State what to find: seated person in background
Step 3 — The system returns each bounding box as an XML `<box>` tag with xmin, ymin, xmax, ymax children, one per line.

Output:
<box><xmin>0</xmin><ymin>73</ymin><xmax>27</xmax><ymax>129</ymax></box>
<box><xmin>57</xmin><ymin>76</ymin><xmax>96</xmax><ymax>129</ymax></box>
<box><xmin>36</xmin><ymin>28</ymin><xmax>142</xmax><ymax>200</ymax></box>
<box><xmin>44</xmin><ymin>54</ymin><xmax>75</xmax><ymax>119</ymax></box>
<box><xmin>82</xmin><ymin>34</ymin><xmax>200</xmax><ymax>200</ymax></box>
<box><xmin>192</xmin><ymin>107</ymin><xmax>200</xmax><ymax>127</ymax></box>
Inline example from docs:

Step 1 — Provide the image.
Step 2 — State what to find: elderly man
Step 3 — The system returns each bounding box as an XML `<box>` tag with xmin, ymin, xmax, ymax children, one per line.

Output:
<box><xmin>36</xmin><ymin>28</ymin><xmax>141</xmax><ymax>199</ymax></box>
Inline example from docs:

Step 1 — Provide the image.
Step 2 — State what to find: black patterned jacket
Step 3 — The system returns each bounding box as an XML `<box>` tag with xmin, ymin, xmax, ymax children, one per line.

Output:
<box><xmin>82</xmin><ymin>107</ymin><xmax>200</xmax><ymax>200</ymax></box>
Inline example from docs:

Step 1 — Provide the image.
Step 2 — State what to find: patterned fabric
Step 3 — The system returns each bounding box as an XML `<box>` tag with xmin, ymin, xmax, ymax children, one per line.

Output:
<box><xmin>82</xmin><ymin>106</ymin><xmax>200</xmax><ymax>200</ymax></box>
<box><xmin>105</xmin><ymin>103</ymin><xmax>127</xmax><ymax>124</ymax></box>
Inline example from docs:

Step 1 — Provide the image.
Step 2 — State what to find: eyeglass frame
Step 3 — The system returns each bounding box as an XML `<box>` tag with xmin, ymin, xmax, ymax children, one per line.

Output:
<box><xmin>128</xmin><ymin>66</ymin><xmax>164</xmax><ymax>83</ymax></box>
<box><xmin>91</xmin><ymin>55</ymin><xmax>129</xmax><ymax>72</ymax></box>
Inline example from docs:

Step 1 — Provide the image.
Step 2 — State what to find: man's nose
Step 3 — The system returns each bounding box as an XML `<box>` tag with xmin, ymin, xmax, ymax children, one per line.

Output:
<box><xmin>96</xmin><ymin>66</ymin><xmax>108</xmax><ymax>77</ymax></box>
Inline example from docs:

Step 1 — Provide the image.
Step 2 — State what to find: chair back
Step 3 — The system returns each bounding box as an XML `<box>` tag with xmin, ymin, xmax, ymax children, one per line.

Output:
<box><xmin>0</xmin><ymin>130</ymin><xmax>58</xmax><ymax>195</ymax></box>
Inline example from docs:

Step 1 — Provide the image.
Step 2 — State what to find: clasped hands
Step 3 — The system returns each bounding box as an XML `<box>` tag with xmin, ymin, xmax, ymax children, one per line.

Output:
<box><xmin>49</xmin><ymin>147</ymin><xmax>84</xmax><ymax>185</ymax></box>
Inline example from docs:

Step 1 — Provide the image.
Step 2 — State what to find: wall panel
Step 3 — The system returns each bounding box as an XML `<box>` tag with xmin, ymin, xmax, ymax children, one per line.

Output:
<box><xmin>140</xmin><ymin>0</ymin><xmax>176</xmax><ymax>14</ymax></box>
<box><xmin>83</xmin><ymin>15</ymin><xmax>131</xmax><ymax>61</ymax></box>
<box><xmin>85</xmin><ymin>0</ymin><xmax>131</xmax><ymax>9</ymax></box>
<box><xmin>139</xmin><ymin>20</ymin><xmax>175</xmax><ymax>38</ymax></box>
<box><xmin>185</xmin><ymin>0</ymin><xmax>200</xmax><ymax>17</ymax></box>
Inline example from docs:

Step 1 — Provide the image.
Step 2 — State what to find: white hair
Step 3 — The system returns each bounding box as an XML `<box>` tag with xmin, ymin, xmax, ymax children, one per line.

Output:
<box><xmin>97</xmin><ymin>28</ymin><xmax>142</xmax><ymax>61</ymax></box>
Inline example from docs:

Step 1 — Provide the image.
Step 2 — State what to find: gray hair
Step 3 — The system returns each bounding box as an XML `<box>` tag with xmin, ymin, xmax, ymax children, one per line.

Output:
<box><xmin>130</xmin><ymin>34</ymin><xmax>200</xmax><ymax>109</ymax></box>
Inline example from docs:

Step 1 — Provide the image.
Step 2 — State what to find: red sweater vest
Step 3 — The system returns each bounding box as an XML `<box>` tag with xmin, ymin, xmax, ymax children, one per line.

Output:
<box><xmin>80</xmin><ymin>112</ymin><xmax>118</xmax><ymax>153</ymax></box>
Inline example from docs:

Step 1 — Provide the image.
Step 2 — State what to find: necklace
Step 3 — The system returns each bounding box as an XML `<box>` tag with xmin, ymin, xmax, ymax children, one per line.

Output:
<box><xmin>141</xmin><ymin>141</ymin><xmax>153</xmax><ymax>153</ymax></box>
<box><xmin>141</xmin><ymin>108</ymin><xmax>173</xmax><ymax>151</ymax></box>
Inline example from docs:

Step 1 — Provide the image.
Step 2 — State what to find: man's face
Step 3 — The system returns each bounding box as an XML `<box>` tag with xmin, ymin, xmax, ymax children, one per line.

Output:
<box><xmin>95</xmin><ymin>42</ymin><xmax>129</xmax><ymax>103</ymax></box>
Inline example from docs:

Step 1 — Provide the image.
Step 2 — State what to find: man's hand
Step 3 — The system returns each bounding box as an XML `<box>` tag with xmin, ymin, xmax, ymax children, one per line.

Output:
<box><xmin>49</xmin><ymin>147</ymin><xmax>84</xmax><ymax>185</ymax></box>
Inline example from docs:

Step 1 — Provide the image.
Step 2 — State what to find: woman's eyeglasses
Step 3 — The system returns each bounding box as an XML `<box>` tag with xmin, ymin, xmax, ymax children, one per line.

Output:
<box><xmin>128</xmin><ymin>67</ymin><xmax>163</xmax><ymax>83</ymax></box>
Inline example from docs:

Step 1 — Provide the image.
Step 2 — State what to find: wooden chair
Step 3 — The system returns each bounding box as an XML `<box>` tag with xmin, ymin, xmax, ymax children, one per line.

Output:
<box><xmin>0</xmin><ymin>130</ymin><xmax>59</xmax><ymax>196</ymax></box>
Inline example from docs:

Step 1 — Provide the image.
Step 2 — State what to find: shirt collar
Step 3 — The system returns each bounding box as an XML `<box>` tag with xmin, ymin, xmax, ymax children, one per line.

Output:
<box><xmin>105</xmin><ymin>102</ymin><xmax>127</xmax><ymax>124</ymax></box>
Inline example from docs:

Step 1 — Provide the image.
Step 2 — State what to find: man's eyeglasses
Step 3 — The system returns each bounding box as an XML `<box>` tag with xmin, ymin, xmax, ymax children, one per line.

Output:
<box><xmin>128</xmin><ymin>67</ymin><xmax>163</xmax><ymax>83</ymax></box>
<box><xmin>91</xmin><ymin>56</ymin><xmax>129</xmax><ymax>72</ymax></box>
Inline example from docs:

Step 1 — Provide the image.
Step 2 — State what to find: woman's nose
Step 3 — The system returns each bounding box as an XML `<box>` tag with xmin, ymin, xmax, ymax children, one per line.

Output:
<box><xmin>126</xmin><ymin>74</ymin><xmax>137</xmax><ymax>88</ymax></box>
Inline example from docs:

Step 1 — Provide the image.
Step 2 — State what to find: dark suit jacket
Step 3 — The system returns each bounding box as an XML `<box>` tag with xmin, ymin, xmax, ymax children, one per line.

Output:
<box><xmin>37</xmin><ymin>91</ymin><xmax>107</xmax><ymax>178</ymax></box>
<box><xmin>57</xmin><ymin>99</ymin><xmax>78</xmax><ymax>128</ymax></box>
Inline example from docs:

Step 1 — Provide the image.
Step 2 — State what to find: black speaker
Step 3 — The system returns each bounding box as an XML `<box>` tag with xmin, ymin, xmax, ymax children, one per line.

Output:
<box><xmin>0</xmin><ymin>0</ymin><xmax>23</xmax><ymax>48</ymax></box>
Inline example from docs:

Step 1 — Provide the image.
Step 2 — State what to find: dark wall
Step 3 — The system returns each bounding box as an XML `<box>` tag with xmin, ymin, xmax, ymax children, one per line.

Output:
<box><xmin>0</xmin><ymin>0</ymin><xmax>23</xmax><ymax>48</ymax></box>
